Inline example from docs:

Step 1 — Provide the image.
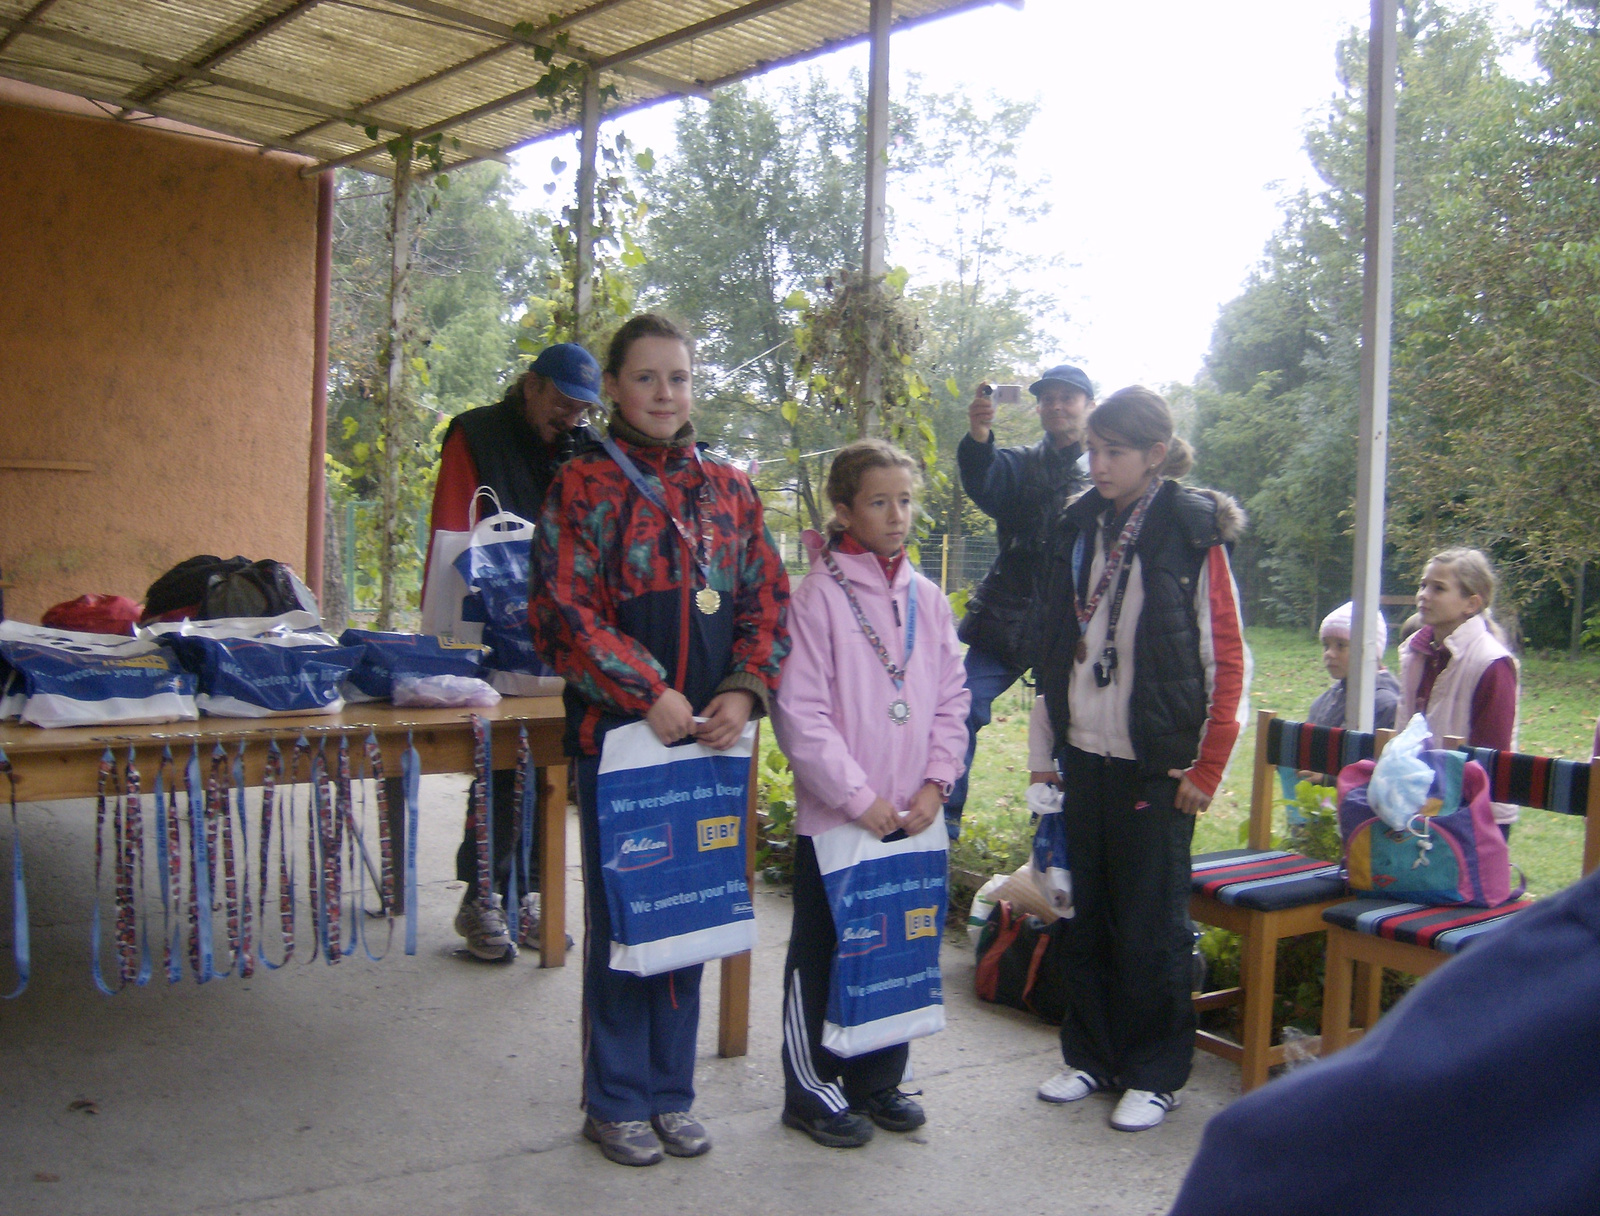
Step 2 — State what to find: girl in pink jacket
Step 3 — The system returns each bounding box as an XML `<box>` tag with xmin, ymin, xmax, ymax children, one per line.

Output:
<box><xmin>772</xmin><ymin>439</ymin><xmax>970</xmax><ymax>1150</ymax></box>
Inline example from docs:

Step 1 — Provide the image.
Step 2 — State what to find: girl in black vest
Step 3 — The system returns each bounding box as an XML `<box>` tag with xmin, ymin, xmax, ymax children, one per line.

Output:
<box><xmin>1029</xmin><ymin>387</ymin><xmax>1250</xmax><ymax>1131</ymax></box>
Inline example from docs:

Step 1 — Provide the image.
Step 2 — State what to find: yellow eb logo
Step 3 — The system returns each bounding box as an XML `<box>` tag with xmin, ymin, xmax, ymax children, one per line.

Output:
<box><xmin>696</xmin><ymin>816</ymin><xmax>740</xmax><ymax>852</ymax></box>
<box><xmin>905</xmin><ymin>907</ymin><xmax>937</xmax><ymax>940</ymax></box>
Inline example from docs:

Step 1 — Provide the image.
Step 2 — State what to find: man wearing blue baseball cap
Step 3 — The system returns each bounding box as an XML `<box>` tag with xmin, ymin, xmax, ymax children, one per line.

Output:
<box><xmin>426</xmin><ymin>342</ymin><xmax>603</xmax><ymax>960</ymax></box>
<box><xmin>947</xmin><ymin>364</ymin><xmax>1094</xmax><ymax>838</ymax></box>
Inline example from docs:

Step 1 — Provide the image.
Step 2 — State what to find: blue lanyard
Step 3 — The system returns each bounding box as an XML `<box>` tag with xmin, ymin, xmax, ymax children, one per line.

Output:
<box><xmin>600</xmin><ymin>435</ymin><xmax>716</xmax><ymax>588</ymax></box>
<box><xmin>0</xmin><ymin>747</ymin><xmax>28</xmax><ymax>1000</ymax></box>
<box><xmin>185</xmin><ymin>744</ymin><xmax>217</xmax><ymax>983</ymax></box>
<box><xmin>402</xmin><ymin>733</ymin><xmax>421</xmax><ymax>956</ymax></box>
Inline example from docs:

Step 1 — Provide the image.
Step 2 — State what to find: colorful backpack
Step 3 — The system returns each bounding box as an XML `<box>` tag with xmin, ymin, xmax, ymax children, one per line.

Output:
<box><xmin>1336</xmin><ymin>750</ymin><xmax>1521</xmax><ymax>907</ymax></box>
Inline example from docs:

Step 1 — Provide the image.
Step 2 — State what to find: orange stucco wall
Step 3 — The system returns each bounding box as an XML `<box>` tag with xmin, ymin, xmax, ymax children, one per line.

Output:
<box><xmin>0</xmin><ymin>102</ymin><xmax>317</xmax><ymax>623</ymax></box>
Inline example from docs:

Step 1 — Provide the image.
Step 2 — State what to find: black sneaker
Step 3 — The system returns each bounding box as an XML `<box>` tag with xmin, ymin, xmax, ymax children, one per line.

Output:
<box><xmin>857</xmin><ymin>1087</ymin><xmax>926</xmax><ymax>1133</ymax></box>
<box><xmin>782</xmin><ymin>1107</ymin><xmax>875</xmax><ymax>1148</ymax></box>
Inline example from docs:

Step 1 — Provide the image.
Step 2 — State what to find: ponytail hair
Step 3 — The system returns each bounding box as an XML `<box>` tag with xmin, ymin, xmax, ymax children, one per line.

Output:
<box><xmin>1426</xmin><ymin>547</ymin><xmax>1507</xmax><ymax>643</ymax></box>
<box><xmin>1087</xmin><ymin>386</ymin><xmax>1193</xmax><ymax>479</ymax></box>
<box><xmin>823</xmin><ymin>439</ymin><xmax>921</xmax><ymax>539</ymax></box>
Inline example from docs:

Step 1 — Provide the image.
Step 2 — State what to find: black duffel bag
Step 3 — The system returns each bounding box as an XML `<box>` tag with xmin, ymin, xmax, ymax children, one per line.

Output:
<box><xmin>142</xmin><ymin>555</ymin><xmax>316</xmax><ymax>623</ymax></box>
<box><xmin>973</xmin><ymin>900</ymin><xmax>1071</xmax><ymax>1025</ymax></box>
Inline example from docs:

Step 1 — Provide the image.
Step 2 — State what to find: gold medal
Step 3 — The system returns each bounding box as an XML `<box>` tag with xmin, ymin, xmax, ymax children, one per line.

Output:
<box><xmin>695</xmin><ymin>587</ymin><xmax>722</xmax><ymax>615</ymax></box>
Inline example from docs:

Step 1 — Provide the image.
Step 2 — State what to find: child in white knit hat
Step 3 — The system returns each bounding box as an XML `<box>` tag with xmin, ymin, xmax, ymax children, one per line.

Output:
<box><xmin>1305</xmin><ymin>601</ymin><xmax>1400</xmax><ymax>731</ymax></box>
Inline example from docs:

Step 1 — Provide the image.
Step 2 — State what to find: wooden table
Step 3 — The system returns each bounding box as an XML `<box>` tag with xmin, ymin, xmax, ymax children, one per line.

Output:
<box><xmin>0</xmin><ymin>697</ymin><xmax>757</xmax><ymax>1055</ymax></box>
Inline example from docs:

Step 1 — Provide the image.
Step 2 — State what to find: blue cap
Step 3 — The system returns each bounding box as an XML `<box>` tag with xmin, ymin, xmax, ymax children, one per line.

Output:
<box><xmin>1028</xmin><ymin>363</ymin><xmax>1094</xmax><ymax>399</ymax></box>
<box><xmin>531</xmin><ymin>342</ymin><xmax>602</xmax><ymax>404</ymax></box>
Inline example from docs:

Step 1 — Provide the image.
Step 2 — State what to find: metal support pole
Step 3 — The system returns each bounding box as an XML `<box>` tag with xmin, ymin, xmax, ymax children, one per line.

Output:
<box><xmin>1347</xmin><ymin>0</ymin><xmax>1398</xmax><ymax>733</ymax></box>
<box><xmin>574</xmin><ymin>70</ymin><xmax>600</xmax><ymax>340</ymax></box>
<box><xmin>863</xmin><ymin>0</ymin><xmax>890</xmax><ymax>279</ymax></box>
<box><xmin>306</xmin><ymin>171</ymin><xmax>334</xmax><ymax>604</ymax></box>
<box><xmin>860</xmin><ymin>0</ymin><xmax>892</xmax><ymax>435</ymax></box>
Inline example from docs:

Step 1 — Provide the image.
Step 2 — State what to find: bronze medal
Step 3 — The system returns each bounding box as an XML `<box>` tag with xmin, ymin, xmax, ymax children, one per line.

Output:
<box><xmin>695</xmin><ymin>587</ymin><xmax>722</xmax><ymax>616</ymax></box>
<box><xmin>1076</xmin><ymin>638</ymin><xmax>1088</xmax><ymax>663</ymax></box>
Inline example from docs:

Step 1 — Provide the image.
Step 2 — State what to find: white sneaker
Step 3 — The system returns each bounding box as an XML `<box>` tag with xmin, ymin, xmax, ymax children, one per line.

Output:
<box><xmin>1037</xmin><ymin>1069</ymin><xmax>1106</xmax><ymax>1104</ymax></box>
<box><xmin>1110</xmin><ymin>1088</ymin><xmax>1180</xmax><ymax>1131</ymax></box>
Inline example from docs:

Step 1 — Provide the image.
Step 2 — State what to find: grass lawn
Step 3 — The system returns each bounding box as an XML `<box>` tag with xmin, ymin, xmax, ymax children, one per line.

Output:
<box><xmin>951</xmin><ymin>627</ymin><xmax>1600</xmax><ymax>898</ymax></box>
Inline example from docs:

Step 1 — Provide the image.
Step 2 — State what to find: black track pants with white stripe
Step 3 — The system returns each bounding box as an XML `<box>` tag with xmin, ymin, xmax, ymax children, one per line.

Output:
<box><xmin>781</xmin><ymin>833</ymin><xmax>909</xmax><ymax>1120</ymax></box>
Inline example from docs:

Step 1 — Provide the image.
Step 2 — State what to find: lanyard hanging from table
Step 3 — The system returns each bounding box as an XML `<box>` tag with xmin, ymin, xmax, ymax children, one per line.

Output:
<box><xmin>818</xmin><ymin>548</ymin><xmax>918</xmax><ymax>726</ymax></box>
<box><xmin>0</xmin><ymin>746</ymin><xmax>27</xmax><ymax>1000</ymax></box>
<box><xmin>601</xmin><ymin>436</ymin><xmax>724</xmax><ymax>617</ymax></box>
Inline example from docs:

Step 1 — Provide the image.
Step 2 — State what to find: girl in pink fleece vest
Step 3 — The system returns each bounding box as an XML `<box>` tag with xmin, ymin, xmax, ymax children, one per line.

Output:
<box><xmin>772</xmin><ymin>439</ymin><xmax>970</xmax><ymax>1149</ymax></box>
<box><xmin>1399</xmin><ymin>547</ymin><xmax>1520</xmax><ymax>832</ymax></box>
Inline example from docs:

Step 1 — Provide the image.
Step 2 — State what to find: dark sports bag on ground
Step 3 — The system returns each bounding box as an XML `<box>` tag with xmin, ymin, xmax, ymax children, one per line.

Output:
<box><xmin>142</xmin><ymin>556</ymin><xmax>317</xmax><ymax>623</ymax></box>
<box><xmin>974</xmin><ymin>900</ymin><xmax>1071</xmax><ymax>1024</ymax></box>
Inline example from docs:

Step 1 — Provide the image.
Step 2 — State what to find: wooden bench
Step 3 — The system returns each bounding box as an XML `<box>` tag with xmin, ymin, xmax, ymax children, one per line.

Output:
<box><xmin>1190</xmin><ymin>710</ymin><xmax>1389</xmax><ymax>1091</ymax></box>
<box><xmin>1319</xmin><ymin>745</ymin><xmax>1600</xmax><ymax>1055</ymax></box>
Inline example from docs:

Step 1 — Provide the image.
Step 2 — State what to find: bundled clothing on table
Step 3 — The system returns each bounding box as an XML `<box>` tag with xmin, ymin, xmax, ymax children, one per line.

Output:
<box><xmin>1031</xmin><ymin>480</ymin><xmax>1250</xmax><ymax>1096</ymax></box>
<box><xmin>528</xmin><ymin>411</ymin><xmax>788</xmax><ymax>1125</ymax></box>
<box><xmin>772</xmin><ymin>531</ymin><xmax>969</xmax><ymax>1120</ymax></box>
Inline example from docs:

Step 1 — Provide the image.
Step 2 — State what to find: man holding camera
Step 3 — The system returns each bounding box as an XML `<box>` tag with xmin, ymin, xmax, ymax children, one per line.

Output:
<box><xmin>945</xmin><ymin>365</ymin><xmax>1093</xmax><ymax>838</ymax></box>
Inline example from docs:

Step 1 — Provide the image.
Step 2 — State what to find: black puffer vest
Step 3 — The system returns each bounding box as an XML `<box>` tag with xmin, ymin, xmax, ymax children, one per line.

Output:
<box><xmin>444</xmin><ymin>382</ymin><xmax>598</xmax><ymax>520</ymax></box>
<box><xmin>960</xmin><ymin>439</ymin><xmax>1089</xmax><ymax>670</ymax></box>
<box><xmin>1035</xmin><ymin>479</ymin><xmax>1236</xmax><ymax>778</ymax></box>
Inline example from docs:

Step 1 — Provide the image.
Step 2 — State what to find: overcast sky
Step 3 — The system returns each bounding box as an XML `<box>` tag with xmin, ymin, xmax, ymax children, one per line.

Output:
<box><xmin>512</xmin><ymin>0</ymin><xmax>1541</xmax><ymax>393</ymax></box>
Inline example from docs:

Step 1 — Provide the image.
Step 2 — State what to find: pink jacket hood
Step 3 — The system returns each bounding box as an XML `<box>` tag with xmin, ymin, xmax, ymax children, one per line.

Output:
<box><xmin>772</xmin><ymin>530</ymin><xmax>971</xmax><ymax>837</ymax></box>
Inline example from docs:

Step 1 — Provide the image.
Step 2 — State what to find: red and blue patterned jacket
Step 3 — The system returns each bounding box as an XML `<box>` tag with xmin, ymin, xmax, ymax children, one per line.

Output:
<box><xmin>529</xmin><ymin>414</ymin><xmax>790</xmax><ymax>756</ymax></box>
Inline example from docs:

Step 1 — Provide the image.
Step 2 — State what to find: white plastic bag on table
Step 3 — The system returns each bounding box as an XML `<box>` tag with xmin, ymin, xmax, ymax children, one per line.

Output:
<box><xmin>0</xmin><ymin>620</ymin><xmax>197</xmax><ymax>728</ymax></box>
<box><xmin>420</xmin><ymin>486</ymin><xmax>500</xmax><ymax>644</ymax></box>
<box><xmin>392</xmin><ymin>674</ymin><xmax>500</xmax><ymax>708</ymax></box>
<box><xmin>147</xmin><ymin>613</ymin><xmax>362</xmax><ymax>718</ymax></box>
<box><xmin>451</xmin><ymin>504</ymin><xmax>564</xmax><ymax>697</ymax></box>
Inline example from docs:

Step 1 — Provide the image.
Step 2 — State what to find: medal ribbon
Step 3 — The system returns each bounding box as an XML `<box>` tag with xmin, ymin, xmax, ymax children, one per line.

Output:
<box><xmin>122</xmin><ymin>750</ymin><xmax>151</xmax><ymax>986</ymax></box>
<box><xmin>1072</xmin><ymin>477</ymin><xmax>1162</xmax><ymax>636</ymax></box>
<box><xmin>360</xmin><ymin>731</ymin><xmax>395</xmax><ymax>960</ymax></box>
<box><xmin>154</xmin><ymin>747</ymin><xmax>185</xmax><ymax>984</ymax></box>
<box><xmin>506</xmin><ymin>726</ymin><xmax>536</xmax><ymax>942</ymax></box>
<box><xmin>257</xmin><ymin>739</ymin><xmax>295</xmax><ymax>970</ymax></box>
<box><xmin>184</xmin><ymin>744</ymin><xmax>218</xmax><ymax>983</ymax></box>
<box><xmin>600</xmin><ymin>435</ymin><xmax>717</xmax><ymax>595</ymax></box>
<box><xmin>228</xmin><ymin>742</ymin><xmax>255</xmax><ymax>977</ymax></box>
<box><xmin>818</xmin><ymin>548</ymin><xmax>917</xmax><ymax>692</ymax></box>
<box><xmin>470</xmin><ymin>715</ymin><xmax>493</xmax><ymax>904</ymax></box>
<box><xmin>335</xmin><ymin>736</ymin><xmax>358</xmax><ymax>958</ymax></box>
<box><xmin>402</xmin><ymin>732</ymin><xmax>421</xmax><ymax>956</ymax></box>
<box><xmin>0</xmin><ymin>747</ymin><xmax>29</xmax><ymax>1000</ymax></box>
<box><xmin>90</xmin><ymin>749</ymin><xmax>119</xmax><ymax>995</ymax></box>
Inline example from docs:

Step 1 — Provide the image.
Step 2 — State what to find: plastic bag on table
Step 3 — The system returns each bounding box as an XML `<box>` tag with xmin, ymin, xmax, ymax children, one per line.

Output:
<box><xmin>392</xmin><ymin>674</ymin><xmax>501</xmax><ymax>708</ymax></box>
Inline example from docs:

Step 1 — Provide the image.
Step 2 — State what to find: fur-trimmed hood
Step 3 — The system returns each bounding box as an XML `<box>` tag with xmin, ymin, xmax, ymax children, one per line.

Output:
<box><xmin>1063</xmin><ymin>479</ymin><xmax>1246</xmax><ymax>549</ymax></box>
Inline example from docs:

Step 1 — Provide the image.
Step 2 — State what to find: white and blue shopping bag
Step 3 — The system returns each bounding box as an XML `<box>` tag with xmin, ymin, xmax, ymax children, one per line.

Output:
<box><xmin>813</xmin><ymin>816</ymin><xmax>949</xmax><ymax>1058</ymax></box>
<box><xmin>1027</xmin><ymin>781</ymin><xmax>1073</xmax><ymax>917</ymax></box>
<box><xmin>0</xmin><ymin>621</ymin><xmax>197</xmax><ymax>728</ymax></box>
<box><xmin>451</xmin><ymin>510</ymin><xmax>563</xmax><ymax>696</ymax></box>
<box><xmin>595</xmin><ymin>720</ymin><xmax>758</xmax><ymax>976</ymax></box>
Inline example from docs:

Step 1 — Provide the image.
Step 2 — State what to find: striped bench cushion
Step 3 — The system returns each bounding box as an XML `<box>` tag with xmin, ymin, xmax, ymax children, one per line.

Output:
<box><xmin>1192</xmin><ymin>849</ymin><xmax>1347</xmax><ymax>911</ymax></box>
<box><xmin>1322</xmin><ymin>896</ymin><xmax>1534</xmax><ymax>954</ymax></box>
<box><xmin>1266</xmin><ymin>717</ymin><xmax>1376</xmax><ymax>777</ymax></box>
<box><xmin>1462</xmin><ymin>747</ymin><xmax>1592</xmax><ymax>815</ymax></box>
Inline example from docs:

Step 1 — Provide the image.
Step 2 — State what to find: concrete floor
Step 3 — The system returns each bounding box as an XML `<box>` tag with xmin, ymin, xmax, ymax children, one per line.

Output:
<box><xmin>0</xmin><ymin>775</ymin><xmax>1237</xmax><ymax>1216</ymax></box>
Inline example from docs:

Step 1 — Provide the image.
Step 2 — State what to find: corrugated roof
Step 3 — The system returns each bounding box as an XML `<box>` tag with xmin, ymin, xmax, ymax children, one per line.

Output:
<box><xmin>0</xmin><ymin>0</ymin><xmax>1020</xmax><ymax>174</ymax></box>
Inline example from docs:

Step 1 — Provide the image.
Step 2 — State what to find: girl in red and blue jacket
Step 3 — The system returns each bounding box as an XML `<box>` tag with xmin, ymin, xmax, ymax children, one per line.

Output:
<box><xmin>528</xmin><ymin>314</ymin><xmax>789</xmax><ymax>1166</ymax></box>
<box><xmin>1030</xmin><ymin>386</ymin><xmax>1250</xmax><ymax>1133</ymax></box>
